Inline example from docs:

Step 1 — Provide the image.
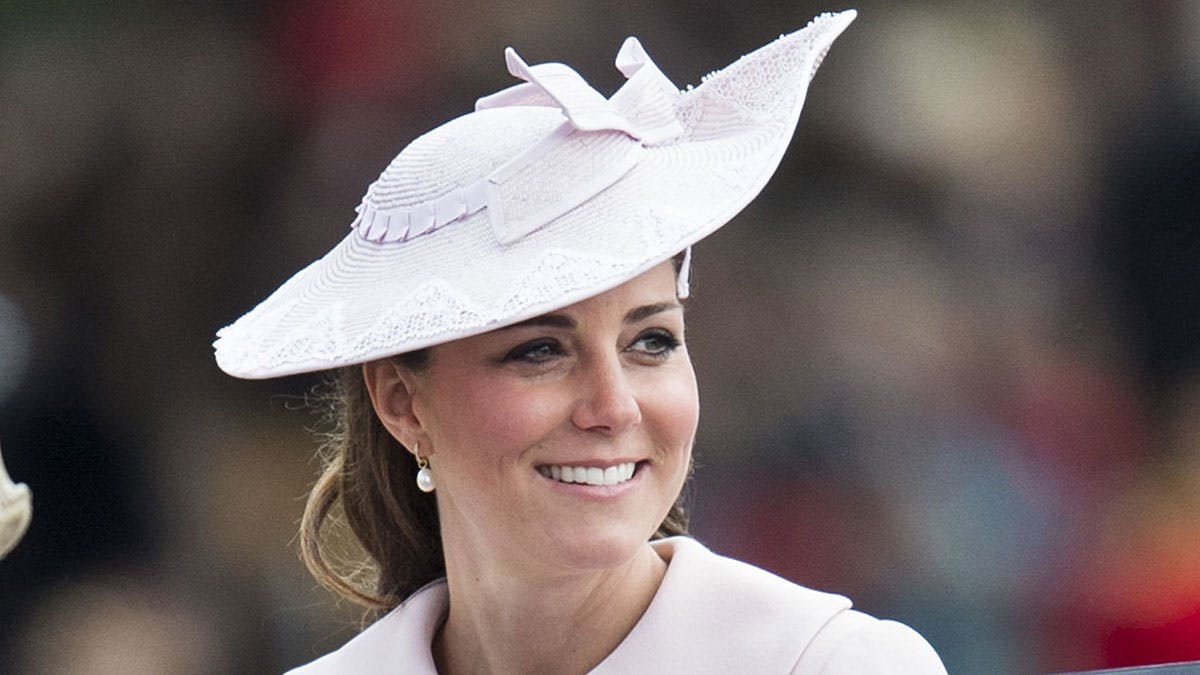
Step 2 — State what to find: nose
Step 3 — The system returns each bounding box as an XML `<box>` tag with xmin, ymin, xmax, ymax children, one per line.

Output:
<box><xmin>571</xmin><ymin>354</ymin><xmax>642</xmax><ymax>434</ymax></box>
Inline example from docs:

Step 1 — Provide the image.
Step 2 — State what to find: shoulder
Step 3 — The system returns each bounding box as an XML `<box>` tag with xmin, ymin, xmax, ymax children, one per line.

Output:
<box><xmin>285</xmin><ymin>580</ymin><xmax>448</xmax><ymax>675</ymax></box>
<box><xmin>795</xmin><ymin>609</ymin><xmax>946</xmax><ymax>674</ymax></box>
<box><xmin>593</xmin><ymin>537</ymin><xmax>944</xmax><ymax>674</ymax></box>
<box><xmin>657</xmin><ymin>536</ymin><xmax>853</xmax><ymax>626</ymax></box>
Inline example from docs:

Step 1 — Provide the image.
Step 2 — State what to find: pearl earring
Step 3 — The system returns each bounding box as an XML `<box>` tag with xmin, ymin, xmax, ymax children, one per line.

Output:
<box><xmin>414</xmin><ymin>442</ymin><xmax>435</xmax><ymax>493</ymax></box>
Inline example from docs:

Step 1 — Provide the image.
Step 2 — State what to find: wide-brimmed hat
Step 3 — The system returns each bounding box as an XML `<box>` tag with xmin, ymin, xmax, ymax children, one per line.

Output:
<box><xmin>214</xmin><ymin>10</ymin><xmax>856</xmax><ymax>379</ymax></box>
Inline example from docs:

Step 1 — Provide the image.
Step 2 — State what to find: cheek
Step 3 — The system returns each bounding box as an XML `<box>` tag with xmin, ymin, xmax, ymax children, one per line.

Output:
<box><xmin>427</xmin><ymin>376</ymin><xmax>567</xmax><ymax>457</ymax></box>
<box><xmin>483</xmin><ymin>389</ymin><xmax>566</xmax><ymax>449</ymax></box>
<box><xmin>642</xmin><ymin>363</ymin><xmax>700</xmax><ymax>453</ymax></box>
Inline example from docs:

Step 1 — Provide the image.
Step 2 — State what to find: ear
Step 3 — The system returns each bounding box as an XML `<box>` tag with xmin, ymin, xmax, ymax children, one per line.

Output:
<box><xmin>362</xmin><ymin>359</ymin><xmax>424</xmax><ymax>453</ymax></box>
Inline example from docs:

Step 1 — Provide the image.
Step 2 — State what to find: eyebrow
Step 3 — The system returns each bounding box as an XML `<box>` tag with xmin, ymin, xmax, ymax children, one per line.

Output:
<box><xmin>624</xmin><ymin>301</ymin><xmax>683</xmax><ymax>324</ymax></box>
<box><xmin>503</xmin><ymin>314</ymin><xmax>576</xmax><ymax>330</ymax></box>
<box><xmin>499</xmin><ymin>301</ymin><xmax>683</xmax><ymax>332</ymax></box>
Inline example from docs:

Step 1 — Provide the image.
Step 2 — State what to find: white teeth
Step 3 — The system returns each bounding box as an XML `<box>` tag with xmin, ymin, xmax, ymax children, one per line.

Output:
<box><xmin>540</xmin><ymin>462</ymin><xmax>637</xmax><ymax>486</ymax></box>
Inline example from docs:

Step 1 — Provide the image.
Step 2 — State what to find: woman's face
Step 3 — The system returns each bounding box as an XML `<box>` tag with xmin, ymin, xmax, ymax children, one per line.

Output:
<box><xmin>406</xmin><ymin>261</ymin><xmax>698</xmax><ymax>575</ymax></box>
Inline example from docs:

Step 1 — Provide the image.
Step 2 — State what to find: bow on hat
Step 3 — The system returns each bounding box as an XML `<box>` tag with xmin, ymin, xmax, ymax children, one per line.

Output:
<box><xmin>479</xmin><ymin>37</ymin><xmax>685</xmax><ymax>145</ymax></box>
<box><xmin>351</xmin><ymin>38</ymin><xmax>684</xmax><ymax>246</ymax></box>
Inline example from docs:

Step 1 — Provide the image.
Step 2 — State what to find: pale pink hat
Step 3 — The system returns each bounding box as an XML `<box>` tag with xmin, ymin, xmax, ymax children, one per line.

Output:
<box><xmin>215</xmin><ymin>10</ymin><xmax>856</xmax><ymax>379</ymax></box>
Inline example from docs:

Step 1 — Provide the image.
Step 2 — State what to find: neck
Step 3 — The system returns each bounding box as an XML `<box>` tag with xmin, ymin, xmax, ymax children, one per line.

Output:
<box><xmin>433</xmin><ymin>541</ymin><xmax>668</xmax><ymax>675</ymax></box>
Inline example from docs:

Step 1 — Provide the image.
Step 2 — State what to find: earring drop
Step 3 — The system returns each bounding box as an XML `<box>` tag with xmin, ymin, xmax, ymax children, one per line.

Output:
<box><xmin>414</xmin><ymin>443</ymin><xmax>435</xmax><ymax>493</ymax></box>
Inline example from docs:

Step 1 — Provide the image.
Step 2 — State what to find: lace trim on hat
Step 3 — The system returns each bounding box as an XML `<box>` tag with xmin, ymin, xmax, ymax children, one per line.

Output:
<box><xmin>214</xmin><ymin>248</ymin><xmax>638</xmax><ymax>378</ymax></box>
<box><xmin>679</xmin><ymin>11</ymin><xmax>853</xmax><ymax>128</ymax></box>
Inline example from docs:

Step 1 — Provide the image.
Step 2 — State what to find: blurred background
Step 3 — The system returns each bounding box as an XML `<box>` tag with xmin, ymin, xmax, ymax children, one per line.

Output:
<box><xmin>1</xmin><ymin>1</ymin><xmax>1198</xmax><ymax>672</ymax></box>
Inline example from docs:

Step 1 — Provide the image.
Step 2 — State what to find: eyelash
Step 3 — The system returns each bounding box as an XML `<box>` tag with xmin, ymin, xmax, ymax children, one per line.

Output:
<box><xmin>501</xmin><ymin>329</ymin><xmax>681</xmax><ymax>364</ymax></box>
<box><xmin>629</xmin><ymin>329</ymin><xmax>681</xmax><ymax>359</ymax></box>
<box><xmin>503</xmin><ymin>338</ymin><xmax>562</xmax><ymax>364</ymax></box>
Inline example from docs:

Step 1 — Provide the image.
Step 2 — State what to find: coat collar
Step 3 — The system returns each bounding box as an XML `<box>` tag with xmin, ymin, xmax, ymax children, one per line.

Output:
<box><xmin>288</xmin><ymin>537</ymin><xmax>851</xmax><ymax>673</ymax></box>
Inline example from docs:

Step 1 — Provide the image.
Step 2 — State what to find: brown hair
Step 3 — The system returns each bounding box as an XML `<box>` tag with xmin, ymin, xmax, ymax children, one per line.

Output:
<box><xmin>299</xmin><ymin>356</ymin><xmax>691</xmax><ymax>613</ymax></box>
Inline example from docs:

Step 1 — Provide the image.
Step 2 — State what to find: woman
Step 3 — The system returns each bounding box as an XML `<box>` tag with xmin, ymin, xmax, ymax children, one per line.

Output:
<box><xmin>216</xmin><ymin>10</ymin><xmax>946</xmax><ymax>673</ymax></box>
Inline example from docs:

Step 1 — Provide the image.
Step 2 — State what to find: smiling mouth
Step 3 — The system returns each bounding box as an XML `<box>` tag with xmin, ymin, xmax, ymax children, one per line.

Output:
<box><xmin>537</xmin><ymin>462</ymin><xmax>638</xmax><ymax>486</ymax></box>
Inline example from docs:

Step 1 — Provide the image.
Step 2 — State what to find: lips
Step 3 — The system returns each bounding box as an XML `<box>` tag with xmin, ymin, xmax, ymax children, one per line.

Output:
<box><xmin>537</xmin><ymin>462</ymin><xmax>637</xmax><ymax>486</ymax></box>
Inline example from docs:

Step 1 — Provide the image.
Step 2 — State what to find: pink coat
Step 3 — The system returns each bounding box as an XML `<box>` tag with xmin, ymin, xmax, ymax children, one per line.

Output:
<box><xmin>289</xmin><ymin>537</ymin><xmax>946</xmax><ymax>673</ymax></box>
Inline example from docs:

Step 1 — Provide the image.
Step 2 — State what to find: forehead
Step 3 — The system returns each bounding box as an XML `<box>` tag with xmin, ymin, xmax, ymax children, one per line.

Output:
<box><xmin>430</xmin><ymin>261</ymin><xmax>681</xmax><ymax>352</ymax></box>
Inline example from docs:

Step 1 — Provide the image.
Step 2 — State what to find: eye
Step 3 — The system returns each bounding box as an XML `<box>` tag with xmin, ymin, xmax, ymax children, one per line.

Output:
<box><xmin>628</xmin><ymin>329</ymin><xmax>681</xmax><ymax>359</ymax></box>
<box><xmin>502</xmin><ymin>338</ymin><xmax>565</xmax><ymax>364</ymax></box>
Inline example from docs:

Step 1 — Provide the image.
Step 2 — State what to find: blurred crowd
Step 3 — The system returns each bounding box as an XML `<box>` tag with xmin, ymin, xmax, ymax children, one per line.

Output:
<box><xmin>1</xmin><ymin>1</ymin><xmax>1198</xmax><ymax>673</ymax></box>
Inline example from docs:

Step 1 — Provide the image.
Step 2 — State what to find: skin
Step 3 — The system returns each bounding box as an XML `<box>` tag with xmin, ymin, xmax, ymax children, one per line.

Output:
<box><xmin>364</xmin><ymin>261</ymin><xmax>699</xmax><ymax>674</ymax></box>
